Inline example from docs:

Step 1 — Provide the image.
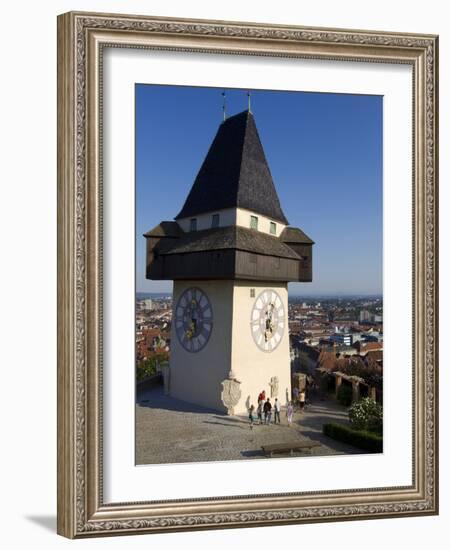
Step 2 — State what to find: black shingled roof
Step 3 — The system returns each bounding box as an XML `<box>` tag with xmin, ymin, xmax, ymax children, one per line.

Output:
<box><xmin>280</xmin><ymin>226</ymin><xmax>315</xmax><ymax>245</ymax></box>
<box><xmin>160</xmin><ymin>226</ymin><xmax>300</xmax><ymax>260</ymax></box>
<box><xmin>175</xmin><ymin>110</ymin><xmax>289</xmax><ymax>225</ymax></box>
<box><xmin>143</xmin><ymin>221</ymin><xmax>184</xmax><ymax>238</ymax></box>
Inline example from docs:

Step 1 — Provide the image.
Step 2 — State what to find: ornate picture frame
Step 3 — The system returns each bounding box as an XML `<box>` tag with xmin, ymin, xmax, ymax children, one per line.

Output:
<box><xmin>57</xmin><ymin>11</ymin><xmax>438</xmax><ymax>538</ymax></box>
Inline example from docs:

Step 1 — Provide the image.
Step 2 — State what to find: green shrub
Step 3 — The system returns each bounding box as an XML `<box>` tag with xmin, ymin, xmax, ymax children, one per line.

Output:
<box><xmin>323</xmin><ymin>422</ymin><xmax>383</xmax><ymax>453</ymax></box>
<box><xmin>136</xmin><ymin>359</ymin><xmax>157</xmax><ymax>381</ymax></box>
<box><xmin>336</xmin><ymin>384</ymin><xmax>353</xmax><ymax>407</ymax></box>
<box><xmin>349</xmin><ymin>397</ymin><xmax>383</xmax><ymax>434</ymax></box>
<box><xmin>136</xmin><ymin>352</ymin><xmax>169</xmax><ymax>381</ymax></box>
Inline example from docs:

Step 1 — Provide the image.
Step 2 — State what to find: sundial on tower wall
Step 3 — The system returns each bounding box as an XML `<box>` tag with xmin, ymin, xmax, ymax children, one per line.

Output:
<box><xmin>144</xmin><ymin>108</ymin><xmax>314</xmax><ymax>414</ymax></box>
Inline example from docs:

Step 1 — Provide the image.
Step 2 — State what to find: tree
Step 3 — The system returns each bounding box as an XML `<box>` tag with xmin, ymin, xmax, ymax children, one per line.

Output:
<box><xmin>337</xmin><ymin>384</ymin><xmax>353</xmax><ymax>407</ymax></box>
<box><xmin>348</xmin><ymin>397</ymin><xmax>383</xmax><ymax>434</ymax></box>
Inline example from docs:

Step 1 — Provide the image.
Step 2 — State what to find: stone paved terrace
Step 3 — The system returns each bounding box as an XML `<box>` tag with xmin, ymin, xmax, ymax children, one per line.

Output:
<box><xmin>136</xmin><ymin>386</ymin><xmax>367</xmax><ymax>465</ymax></box>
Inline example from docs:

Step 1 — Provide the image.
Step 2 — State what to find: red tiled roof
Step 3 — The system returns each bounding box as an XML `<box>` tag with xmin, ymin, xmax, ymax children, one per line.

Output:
<box><xmin>365</xmin><ymin>350</ymin><xmax>383</xmax><ymax>361</ymax></box>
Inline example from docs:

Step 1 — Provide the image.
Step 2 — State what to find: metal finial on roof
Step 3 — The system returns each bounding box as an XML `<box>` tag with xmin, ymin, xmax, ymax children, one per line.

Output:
<box><xmin>247</xmin><ymin>91</ymin><xmax>252</xmax><ymax>113</ymax></box>
<box><xmin>222</xmin><ymin>91</ymin><xmax>227</xmax><ymax>121</ymax></box>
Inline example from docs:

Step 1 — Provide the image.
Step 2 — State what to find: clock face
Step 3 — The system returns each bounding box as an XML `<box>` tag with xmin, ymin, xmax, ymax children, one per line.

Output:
<box><xmin>175</xmin><ymin>287</ymin><xmax>213</xmax><ymax>353</ymax></box>
<box><xmin>250</xmin><ymin>289</ymin><xmax>285</xmax><ymax>352</ymax></box>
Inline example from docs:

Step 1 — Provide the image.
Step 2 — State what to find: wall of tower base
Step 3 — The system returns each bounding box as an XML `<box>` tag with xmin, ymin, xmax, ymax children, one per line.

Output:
<box><xmin>169</xmin><ymin>280</ymin><xmax>291</xmax><ymax>416</ymax></box>
<box><xmin>169</xmin><ymin>280</ymin><xmax>233</xmax><ymax>413</ymax></box>
<box><xmin>230</xmin><ymin>281</ymin><xmax>291</xmax><ymax>415</ymax></box>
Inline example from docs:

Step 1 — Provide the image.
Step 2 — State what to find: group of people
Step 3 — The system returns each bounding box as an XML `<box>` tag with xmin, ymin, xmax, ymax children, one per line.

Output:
<box><xmin>247</xmin><ymin>390</ymin><xmax>299</xmax><ymax>429</ymax></box>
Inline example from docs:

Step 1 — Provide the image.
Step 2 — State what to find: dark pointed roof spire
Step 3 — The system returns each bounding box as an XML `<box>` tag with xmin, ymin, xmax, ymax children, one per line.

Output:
<box><xmin>175</xmin><ymin>110</ymin><xmax>288</xmax><ymax>225</ymax></box>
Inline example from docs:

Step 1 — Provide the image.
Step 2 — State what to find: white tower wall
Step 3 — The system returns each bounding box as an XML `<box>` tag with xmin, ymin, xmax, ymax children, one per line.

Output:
<box><xmin>230</xmin><ymin>281</ymin><xmax>291</xmax><ymax>414</ymax></box>
<box><xmin>169</xmin><ymin>279</ymin><xmax>291</xmax><ymax>415</ymax></box>
<box><xmin>169</xmin><ymin>280</ymin><xmax>233</xmax><ymax>412</ymax></box>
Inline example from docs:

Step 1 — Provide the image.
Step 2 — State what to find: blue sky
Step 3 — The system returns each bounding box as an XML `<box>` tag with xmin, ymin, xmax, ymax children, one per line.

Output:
<box><xmin>136</xmin><ymin>85</ymin><xmax>382</xmax><ymax>296</ymax></box>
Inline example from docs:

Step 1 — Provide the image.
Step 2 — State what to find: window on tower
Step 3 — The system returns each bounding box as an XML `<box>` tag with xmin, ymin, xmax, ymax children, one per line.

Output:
<box><xmin>270</xmin><ymin>221</ymin><xmax>277</xmax><ymax>235</ymax></box>
<box><xmin>250</xmin><ymin>215</ymin><xmax>258</xmax><ymax>230</ymax></box>
<box><xmin>190</xmin><ymin>218</ymin><xmax>197</xmax><ymax>231</ymax></box>
<box><xmin>211</xmin><ymin>213</ymin><xmax>220</xmax><ymax>228</ymax></box>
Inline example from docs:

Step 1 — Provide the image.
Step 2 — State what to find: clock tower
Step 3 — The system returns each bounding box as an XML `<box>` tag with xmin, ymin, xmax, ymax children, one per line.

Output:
<box><xmin>144</xmin><ymin>109</ymin><xmax>313</xmax><ymax>414</ymax></box>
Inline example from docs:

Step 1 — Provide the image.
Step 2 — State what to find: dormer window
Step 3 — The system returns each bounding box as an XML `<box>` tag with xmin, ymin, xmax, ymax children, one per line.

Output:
<box><xmin>190</xmin><ymin>218</ymin><xmax>197</xmax><ymax>231</ymax></box>
<box><xmin>270</xmin><ymin>221</ymin><xmax>277</xmax><ymax>235</ymax></box>
<box><xmin>250</xmin><ymin>215</ymin><xmax>259</xmax><ymax>230</ymax></box>
<box><xmin>211</xmin><ymin>213</ymin><xmax>220</xmax><ymax>228</ymax></box>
